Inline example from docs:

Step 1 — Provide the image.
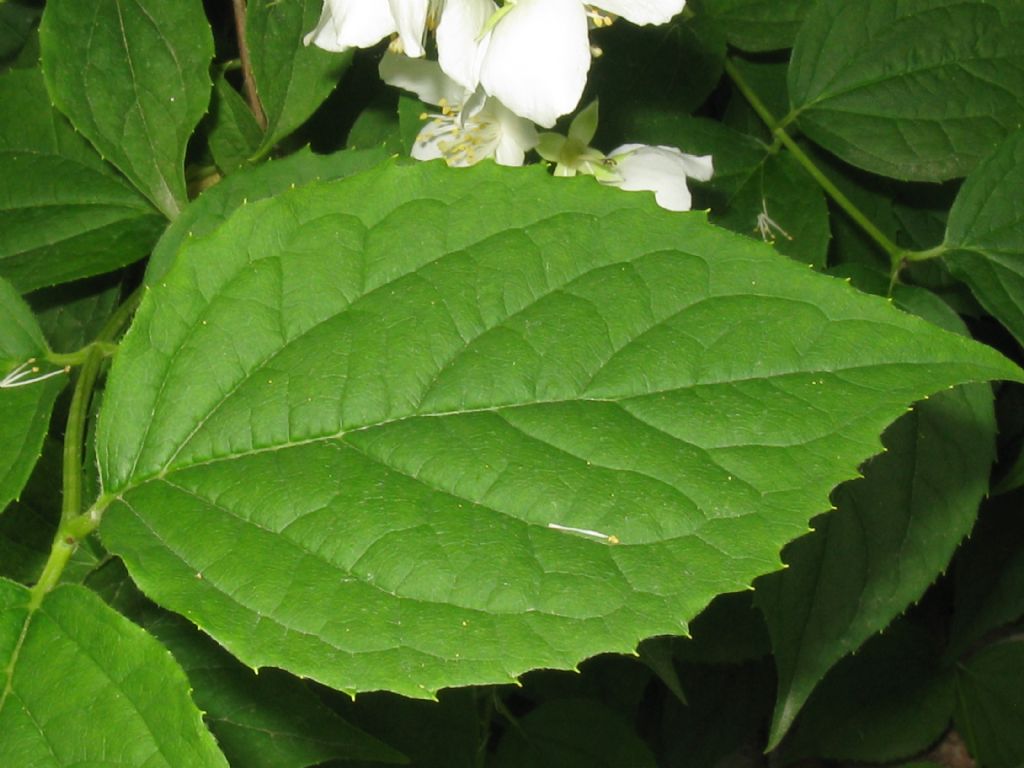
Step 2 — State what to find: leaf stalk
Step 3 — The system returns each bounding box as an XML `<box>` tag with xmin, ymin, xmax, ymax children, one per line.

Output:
<box><xmin>721</xmin><ymin>58</ymin><xmax>948</xmax><ymax>285</ymax></box>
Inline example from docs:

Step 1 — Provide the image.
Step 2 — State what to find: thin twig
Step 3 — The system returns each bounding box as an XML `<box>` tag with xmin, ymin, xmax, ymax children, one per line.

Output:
<box><xmin>232</xmin><ymin>0</ymin><xmax>268</xmax><ymax>130</ymax></box>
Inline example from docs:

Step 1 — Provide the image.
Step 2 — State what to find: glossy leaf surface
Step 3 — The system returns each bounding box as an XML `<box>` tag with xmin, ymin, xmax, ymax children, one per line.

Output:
<box><xmin>96</xmin><ymin>161</ymin><xmax>1021</xmax><ymax>697</ymax></box>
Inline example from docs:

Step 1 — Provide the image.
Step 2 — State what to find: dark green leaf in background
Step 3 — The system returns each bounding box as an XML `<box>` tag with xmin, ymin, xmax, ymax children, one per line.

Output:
<box><xmin>954</xmin><ymin>640</ymin><xmax>1024</xmax><ymax>768</ymax></box>
<box><xmin>39</xmin><ymin>0</ymin><xmax>214</xmax><ymax>218</ymax></box>
<box><xmin>207</xmin><ymin>75</ymin><xmax>264</xmax><ymax>176</ymax></box>
<box><xmin>756</xmin><ymin>282</ymin><xmax>995</xmax><ymax>747</ymax></box>
<box><xmin>0</xmin><ymin>579</ymin><xmax>229</xmax><ymax>767</ymax></box>
<box><xmin>944</xmin><ymin>130</ymin><xmax>1024</xmax><ymax>346</ymax></box>
<box><xmin>0</xmin><ymin>0</ymin><xmax>40</xmax><ymax>66</ymax></box>
<box><xmin>333</xmin><ymin>689</ymin><xmax>483</xmax><ymax>768</ymax></box>
<box><xmin>656</xmin><ymin>660</ymin><xmax>774</xmax><ymax>768</ymax></box>
<box><xmin>789</xmin><ymin>0</ymin><xmax>1024</xmax><ymax>182</ymax></box>
<box><xmin>0</xmin><ymin>69</ymin><xmax>165</xmax><ymax>292</ymax></box>
<box><xmin>947</xmin><ymin>492</ymin><xmax>1024</xmax><ymax>662</ymax></box>
<box><xmin>0</xmin><ymin>276</ymin><xmax>64</xmax><ymax>514</ymax></box>
<box><xmin>95</xmin><ymin>162</ymin><xmax>1021</xmax><ymax>698</ymax></box>
<box><xmin>247</xmin><ymin>0</ymin><xmax>352</xmax><ymax>156</ymax></box>
<box><xmin>146</xmin><ymin>147</ymin><xmax>387</xmax><ymax>283</ymax></box>
<box><xmin>31</xmin><ymin>273</ymin><xmax>123</xmax><ymax>354</ymax></box>
<box><xmin>693</xmin><ymin>0</ymin><xmax>814</xmax><ymax>53</ymax></box>
<box><xmin>492</xmin><ymin>699</ymin><xmax>657</xmax><ymax>768</ymax></box>
<box><xmin>780</xmin><ymin>617</ymin><xmax>955</xmax><ymax>764</ymax></box>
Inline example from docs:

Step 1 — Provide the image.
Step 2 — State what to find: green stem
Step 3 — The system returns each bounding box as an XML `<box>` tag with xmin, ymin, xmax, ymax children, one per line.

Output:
<box><xmin>61</xmin><ymin>344</ymin><xmax>103</xmax><ymax>526</ymax></box>
<box><xmin>47</xmin><ymin>342</ymin><xmax>118</xmax><ymax>368</ymax></box>
<box><xmin>32</xmin><ymin>284</ymin><xmax>144</xmax><ymax>599</ymax></box>
<box><xmin>723</xmin><ymin>58</ymin><xmax>915</xmax><ymax>279</ymax></box>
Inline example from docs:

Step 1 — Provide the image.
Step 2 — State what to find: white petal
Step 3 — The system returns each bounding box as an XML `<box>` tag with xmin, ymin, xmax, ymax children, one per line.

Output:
<box><xmin>591</xmin><ymin>0</ymin><xmax>686</xmax><ymax>25</ymax></box>
<box><xmin>304</xmin><ymin>0</ymin><xmax>396</xmax><ymax>51</ymax></box>
<box><xmin>379</xmin><ymin>52</ymin><xmax>467</xmax><ymax>107</ymax></box>
<box><xmin>488</xmin><ymin>101</ymin><xmax>539</xmax><ymax>166</ymax></box>
<box><xmin>411</xmin><ymin>120</ymin><xmax>450</xmax><ymax>162</ymax></box>
<box><xmin>388</xmin><ymin>0</ymin><xmax>430</xmax><ymax>57</ymax></box>
<box><xmin>607</xmin><ymin>144</ymin><xmax>713</xmax><ymax>211</ymax></box>
<box><xmin>479</xmin><ymin>0</ymin><xmax>590</xmax><ymax>128</ymax></box>
<box><xmin>436</xmin><ymin>0</ymin><xmax>496</xmax><ymax>91</ymax></box>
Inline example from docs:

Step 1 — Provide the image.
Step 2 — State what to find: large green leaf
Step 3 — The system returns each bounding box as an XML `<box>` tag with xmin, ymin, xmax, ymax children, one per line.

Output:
<box><xmin>944</xmin><ymin>130</ymin><xmax>1024</xmax><ymax>346</ymax></box>
<box><xmin>0</xmin><ymin>579</ymin><xmax>228</xmax><ymax>767</ymax></box>
<box><xmin>788</xmin><ymin>0</ymin><xmax>1024</xmax><ymax>182</ymax></box>
<box><xmin>95</xmin><ymin>161</ymin><xmax>1021</xmax><ymax>697</ymax></box>
<box><xmin>39</xmin><ymin>0</ymin><xmax>214</xmax><ymax>218</ymax></box>
<box><xmin>756</xmin><ymin>281</ymin><xmax>995</xmax><ymax>747</ymax></box>
<box><xmin>0</xmin><ymin>276</ymin><xmax>65</xmax><ymax>514</ymax></box>
<box><xmin>247</xmin><ymin>0</ymin><xmax>351</xmax><ymax>156</ymax></box>
<box><xmin>0</xmin><ymin>69</ymin><xmax>165</xmax><ymax>292</ymax></box>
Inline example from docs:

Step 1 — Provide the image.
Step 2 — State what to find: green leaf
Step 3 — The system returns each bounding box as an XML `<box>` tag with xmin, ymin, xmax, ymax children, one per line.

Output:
<box><xmin>0</xmin><ymin>1</ymin><xmax>40</xmax><ymax>65</ymax></box>
<box><xmin>32</xmin><ymin>274</ymin><xmax>123</xmax><ymax>354</ymax></box>
<box><xmin>146</xmin><ymin>146</ymin><xmax>387</xmax><ymax>284</ymax></box>
<box><xmin>332</xmin><ymin>689</ymin><xmax>481</xmax><ymax>768</ymax></box>
<box><xmin>85</xmin><ymin>559</ymin><xmax>405</xmax><ymax>768</ymax></box>
<box><xmin>947</xmin><ymin>492</ymin><xmax>1024</xmax><ymax>662</ymax></box>
<box><xmin>954</xmin><ymin>640</ymin><xmax>1024</xmax><ymax>768</ymax></box>
<box><xmin>0</xmin><ymin>69</ymin><xmax>165</xmax><ymax>292</ymax></box>
<box><xmin>39</xmin><ymin>0</ymin><xmax>214</xmax><ymax>218</ymax></box>
<box><xmin>95</xmin><ymin>161</ymin><xmax>1022</xmax><ymax>698</ymax></box>
<box><xmin>656</xmin><ymin>661</ymin><xmax>774</xmax><ymax>768</ymax></box>
<box><xmin>944</xmin><ymin>130</ymin><xmax>1024</xmax><ymax>346</ymax></box>
<box><xmin>789</xmin><ymin>0</ymin><xmax>1024</xmax><ymax>182</ymax></box>
<box><xmin>247</xmin><ymin>0</ymin><xmax>351</xmax><ymax>156</ymax></box>
<box><xmin>780</xmin><ymin>617</ymin><xmax>955</xmax><ymax>764</ymax></box>
<box><xmin>0</xmin><ymin>151</ymin><xmax>168</xmax><ymax>292</ymax></box>
<box><xmin>346</xmin><ymin>94</ymin><xmax>403</xmax><ymax>153</ymax></box>
<box><xmin>207</xmin><ymin>75</ymin><xmax>264</xmax><ymax>176</ymax></box>
<box><xmin>0</xmin><ymin>68</ymin><xmax>103</xmax><ymax>167</ymax></box>
<box><xmin>493</xmin><ymin>699</ymin><xmax>657</xmax><ymax>768</ymax></box>
<box><xmin>0</xmin><ymin>579</ymin><xmax>228</xmax><ymax>766</ymax></box>
<box><xmin>694</xmin><ymin>0</ymin><xmax>814</xmax><ymax>53</ymax></box>
<box><xmin>675</xmin><ymin>591</ymin><xmax>770</xmax><ymax>665</ymax></box>
<box><xmin>756</xmin><ymin>284</ymin><xmax>995</xmax><ymax>748</ymax></box>
<box><xmin>0</xmin><ymin>276</ymin><xmax>65</xmax><ymax>515</ymax></box>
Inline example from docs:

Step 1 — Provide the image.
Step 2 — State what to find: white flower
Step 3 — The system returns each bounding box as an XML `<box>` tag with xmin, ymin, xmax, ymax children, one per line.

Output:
<box><xmin>380</xmin><ymin>53</ymin><xmax>537</xmax><ymax>167</ymax></box>
<box><xmin>304</xmin><ymin>0</ymin><xmax>431</xmax><ymax>56</ymax></box>
<box><xmin>602</xmin><ymin>144</ymin><xmax>713</xmax><ymax>211</ymax></box>
<box><xmin>475</xmin><ymin>0</ymin><xmax>686</xmax><ymax>127</ymax></box>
